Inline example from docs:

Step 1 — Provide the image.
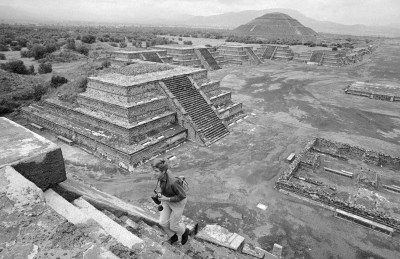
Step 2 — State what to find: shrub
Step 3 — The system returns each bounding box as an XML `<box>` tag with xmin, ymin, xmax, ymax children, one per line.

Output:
<box><xmin>11</xmin><ymin>45</ymin><xmax>22</xmax><ymax>51</ymax></box>
<box><xmin>0</xmin><ymin>44</ymin><xmax>9</xmax><ymax>51</ymax></box>
<box><xmin>119</xmin><ymin>42</ymin><xmax>127</xmax><ymax>48</ymax></box>
<box><xmin>20</xmin><ymin>49</ymin><xmax>32</xmax><ymax>58</ymax></box>
<box><xmin>81</xmin><ymin>34</ymin><xmax>96</xmax><ymax>44</ymax></box>
<box><xmin>332</xmin><ymin>47</ymin><xmax>338</xmax><ymax>51</ymax></box>
<box><xmin>76</xmin><ymin>45</ymin><xmax>89</xmax><ymax>56</ymax></box>
<box><xmin>33</xmin><ymin>84</ymin><xmax>47</xmax><ymax>101</ymax></box>
<box><xmin>50</xmin><ymin>75</ymin><xmax>68</xmax><ymax>88</ymax></box>
<box><xmin>101</xmin><ymin>60</ymin><xmax>111</xmax><ymax>68</ymax></box>
<box><xmin>109</xmin><ymin>42</ymin><xmax>118</xmax><ymax>47</ymax></box>
<box><xmin>183</xmin><ymin>40</ymin><xmax>193</xmax><ymax>45</ymax></box>
<box><xmin>28</xmin><ymin>65</ymin><xmax>35</xmax><ymax>74</ymax></box>
<box><xmin>0</xmin><ymin>60</ymin><xmax>29</xmax><ymax>74</ymax></box>
<box><xmin>77</xmin><ymin>77</ymin><xmax>88</xmax><ymax>91</ymax></box>
<box><xmin>45</xmin><ymin>43</ymin><xmax>58</xmax><ymax>53</ymax></box>
<box><xmin>31</xmin><ymin>44</ymin><xmax>47</xmax><ymax>60</ymax></box>
<box><xmin>0</xmin><ymin>53</ymin><xmax>5</xmax><ymax>60</ymax></box>
<box><xmin>178</xmin><ymin>37</ymin><xmax>182</xmax><ymax>41</ymax></box>
<box><xmin>38</xmin><ymin>63</ymin><xmax>52</xmax><ymax>74</ymax></box>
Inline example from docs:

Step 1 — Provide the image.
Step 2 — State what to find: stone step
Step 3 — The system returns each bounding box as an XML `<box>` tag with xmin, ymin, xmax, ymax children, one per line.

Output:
<box><xmin>195</xmin><ymin>224</ymin><xmax>245</xmax><ymax>251</ymax></box>
<box><xmin>57</xmin><ymin>135</ymin><xmax>73</xmax><ymax>145</ymax></box>
<box><xmin>72</xmin><ymin>197</ymin><xmax>144</xmax><ymax>249</ymax></box>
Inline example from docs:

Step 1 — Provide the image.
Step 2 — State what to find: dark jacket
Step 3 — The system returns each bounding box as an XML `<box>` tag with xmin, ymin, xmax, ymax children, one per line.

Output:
<box><xmin>159</xmin><ymin>172</ymin><xmax>186</xmax><ymax>202</ymax></box>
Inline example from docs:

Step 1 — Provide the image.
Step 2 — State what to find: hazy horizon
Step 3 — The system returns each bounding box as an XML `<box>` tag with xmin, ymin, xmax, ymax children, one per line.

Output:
<box><xmin>1</xmin><ymin>0</ymin><xmax>400</xmax><ymax>27</ymax></box>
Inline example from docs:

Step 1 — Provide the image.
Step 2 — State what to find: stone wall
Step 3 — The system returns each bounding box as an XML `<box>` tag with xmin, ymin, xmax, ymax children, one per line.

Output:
<box><xmin>313</xmin><ymin>138</ymin><xmax>400</xmax><ymax>170</ymax></box>
<box><xmin>77</xmin><ymin>95</ymin><xmax>170</xmax><ymax>124</ymax></box>
<box><xmin>210</xmin><ymin>92</ymin><xmax>232</xmax><ymax>106</ymax></box>
<box><xmin>41</xmin><ymin>100</ymin><xmax>177</xmax><ymax>145</ymax></box>
<box><xmin>23</xmin><ymin>108</ymin><xmax>186</xmax><ymax>167</ymax></box>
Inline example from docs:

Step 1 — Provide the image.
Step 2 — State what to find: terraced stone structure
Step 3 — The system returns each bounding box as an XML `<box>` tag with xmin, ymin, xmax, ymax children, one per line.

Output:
<box><xmin>109</xmin><ymin>49</ymin><xmax>173</xmax><ymax>64</ymax></box>
<box><xmin>218</xmin><ymin>45</ymin><xmax>262</xmax><ymax>65</ymax></box>
<box><xmin>257</xmin><ymin>44</ymin><xmax>294</xmax><ymax>61</ymax></box>
<box><xmin>152</xmin><ymin>45</ymin><xmax>223</xmax><ymax>70</ymax></box>
<box><xmin>23</xmin><ymin>61</ymin><xmax>244</xmax><ymax>169</ymax></box>
<box><xmin>234</xmin><ymin>12</ymin><xmax>318</xmax><ymax>43</ymax></box>
<box><xmin>345</xmin><ymin>81</ymin><xmax>400</xmax><ymax>102</ymax></box>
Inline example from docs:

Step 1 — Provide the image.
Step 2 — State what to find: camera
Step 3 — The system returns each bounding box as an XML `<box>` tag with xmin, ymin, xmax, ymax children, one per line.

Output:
<box><xmin>151</xmin><ymin>191</ymin><xmax>163</xmax><ymax>211</ymax></box>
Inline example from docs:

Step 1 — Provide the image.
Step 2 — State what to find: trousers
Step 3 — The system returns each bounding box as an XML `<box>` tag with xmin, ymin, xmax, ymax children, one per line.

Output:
<box><xmin>159</xmin><ymin>198</ymin><xmax>187</xmax><ymax>238</ymax></box>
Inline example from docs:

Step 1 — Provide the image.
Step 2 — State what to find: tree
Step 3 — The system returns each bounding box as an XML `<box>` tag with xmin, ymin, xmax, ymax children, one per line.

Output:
<box><xmin>0</xmin><ymin>53</ymin><xmax>5</xmax><ymax>60</ymax></box>
<box><xmin>119</xmin><ymin>42</ymin><xmax>127</xmax><ymax>48</ymax></box>
<box><xmin>66</xmin><ymin>38</ymin><xmax>76</xmax><ymax>50</ymax></box>
<box><xmin>50</xmin><ymin>75</ymin><xmax>68</xmax><ymax>88</ymax></box>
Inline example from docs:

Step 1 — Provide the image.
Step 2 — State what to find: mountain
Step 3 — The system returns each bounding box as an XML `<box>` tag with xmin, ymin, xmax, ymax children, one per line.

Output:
<box><xmin>181</xmin><ymin>8</ymin><xmax>400</xmax><ymax>37</ymax></box>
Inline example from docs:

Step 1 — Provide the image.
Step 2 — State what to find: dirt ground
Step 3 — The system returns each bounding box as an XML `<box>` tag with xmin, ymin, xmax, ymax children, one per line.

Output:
<box><xmin>11</xmin><ymin>38</ymin><xmax>400</xmax><ymax>259</ymax></box>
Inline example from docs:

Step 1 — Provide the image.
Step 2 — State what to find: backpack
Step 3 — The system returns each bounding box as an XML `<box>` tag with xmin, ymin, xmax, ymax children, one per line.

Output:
<box><xmin>176</xmin><ymin>176</ymin><xmax>189</xmax><ymax>191</ymax></box>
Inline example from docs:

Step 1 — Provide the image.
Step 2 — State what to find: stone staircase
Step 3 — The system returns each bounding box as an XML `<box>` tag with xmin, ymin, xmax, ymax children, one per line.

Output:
<box><xmin>162</xmin><ymin>76</ymin><xmax>229</xmax><ymax>145</ymax></box>
<box><xmin>141</xmin><ymin>52</ymin><xmax>163</xmax><ymax>63</ymax></box>
<box><xmin>262</xmin><ymin>45</ymin><xmax>277</xmax><ymax>60</ymax></box>
<box><xmin>196</xmin><ymin>48</ymin><xmax>221</xmax><ymax>70</ymax></box>
<box><xmin>244</xmin><ymin>47</ymin><xmax>262</xmax><ymax>65</ymax></box>
<box><xmin>46</xmin><ymin>178</ymin><xmax>283</xmax><ymax>259</ymax></box>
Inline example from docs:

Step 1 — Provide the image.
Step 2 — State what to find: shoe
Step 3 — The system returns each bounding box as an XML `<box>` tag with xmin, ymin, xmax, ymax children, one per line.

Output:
<box><xmin>164</xmin><ymin>234</ymin><xmax>178</xmax><ymax>245</ymax></box>
<box><xmin>181</xmin><ymin>228</ymin><xmax>190</xmax><ymax>245</ymax></box>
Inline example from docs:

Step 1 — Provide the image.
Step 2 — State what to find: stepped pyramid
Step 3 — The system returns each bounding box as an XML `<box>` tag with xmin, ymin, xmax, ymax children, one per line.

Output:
<box><xmin>234</xmin><ymin>12</ymin><xmax>318</xmax><ymax>43</ymax></box>
<box><xmin>22</xmin><ymin>61</ymin><xmax>244</xmax><ymax>170</ymax></box>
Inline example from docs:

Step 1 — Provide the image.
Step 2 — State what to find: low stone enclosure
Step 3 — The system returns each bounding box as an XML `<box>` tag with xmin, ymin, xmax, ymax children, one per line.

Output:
<box><xmin>152</xmin><ymin>45</ymin><xmax>223</xmax><ymax>71</ymax></box>
<box><xmin>0</xmin><ymin>117</ymin><xmax>283</xmax><ymax>259</ymax></box>
<box><xmin>23</xmin><ymin>61</ymin><xmax>244</xmax><ymax>170</ymax></box>
<box><xmin>276</xmin><ymin>137</ymin><xmax>400</xmax><ymax>236</ymax></box>
<box><xmin>345</xmin><ymin>81</ymin><xmax>400</xmax><ymax>102</ymax></box>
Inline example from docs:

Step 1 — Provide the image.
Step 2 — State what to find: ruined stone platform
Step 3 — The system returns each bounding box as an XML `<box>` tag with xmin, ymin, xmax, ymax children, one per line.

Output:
<box><xmin>0</xmin><ymin>117</ymin><xmax>66</xmax><ymax>190</ymax></box>
<box><xmin>346</xmin><ymin>81</ymin><xmax>400</xmax><ymax>102</ymax></box>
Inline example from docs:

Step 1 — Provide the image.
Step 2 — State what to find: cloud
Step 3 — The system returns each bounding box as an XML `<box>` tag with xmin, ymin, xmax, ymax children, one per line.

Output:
<box><xmin>2</xmin><ymin>0</ymin><xmax>400</xmax><ymax>26</ymax></box>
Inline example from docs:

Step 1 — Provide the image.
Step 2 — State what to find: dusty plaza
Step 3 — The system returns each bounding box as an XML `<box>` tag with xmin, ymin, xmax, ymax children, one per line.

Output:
<box><xmin>5</xmin><ymin>37</ymin><xmax>397</xmax><ymax>258</ymax></box>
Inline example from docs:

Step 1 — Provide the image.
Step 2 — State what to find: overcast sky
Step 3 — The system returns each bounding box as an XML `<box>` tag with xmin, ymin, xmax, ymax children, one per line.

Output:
<box><xmin>2</xmin><ymin>0</ymin><xmax>400</xmax><ymax>26</ymax></box>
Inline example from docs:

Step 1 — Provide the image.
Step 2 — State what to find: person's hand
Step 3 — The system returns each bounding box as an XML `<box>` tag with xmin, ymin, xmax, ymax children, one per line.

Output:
<box><xmin>158</xmin><ymin>195</ymin><xmax>170</xmax><ymax>201</ymax></box>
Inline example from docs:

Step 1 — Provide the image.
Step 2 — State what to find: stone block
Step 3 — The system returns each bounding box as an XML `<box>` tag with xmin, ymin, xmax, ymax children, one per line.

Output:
<box><xmin>0</xmin><ymin>117</ymin><xmax>66</xmax><ymax>190</ymax></box>
<box><xmin>242</xmin><ymin>243</ymin><xmax>268</xmax><ymax>258</ymax></box>
<box><xmin>272</xmin><ymin>243</ymin><xmax>283</xmax><ymax>257</ymax></box>
<box><xmin>195</xmin><ymin>224</ymin><xmax>245</xmax><ymax>251</ymax></box>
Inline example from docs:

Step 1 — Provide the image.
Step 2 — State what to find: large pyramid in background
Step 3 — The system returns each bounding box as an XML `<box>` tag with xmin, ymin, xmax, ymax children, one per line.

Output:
<box><xmin>234</xmin><ymin>12</ymin><xmax>318</xmax><ymax>43</ymax></box>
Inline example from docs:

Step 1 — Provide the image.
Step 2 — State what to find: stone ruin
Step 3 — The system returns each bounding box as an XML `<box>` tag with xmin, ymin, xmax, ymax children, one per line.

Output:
<box><xmin>345</xmin><ymin>81</ymin><xmax>400</xmax><ymax>102</ymax></box>
<box><xmin>152</xmin><ymin>45</ymin><xmax>223</xmax><ymax>70</ymax></box>
<box><xmin>276</xmin><ymin>137</ymin><xmax>400</xmax><ymax>235</ymax></box>
<box><xmin>23</xmin><ymin>60</ymin><xmax>244</xmax><ymax>170</ymax></box>
<box><xmin>218</xmin><ymin>45</ymin><xmax>262</xmax><ymax>66</ymax></box>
